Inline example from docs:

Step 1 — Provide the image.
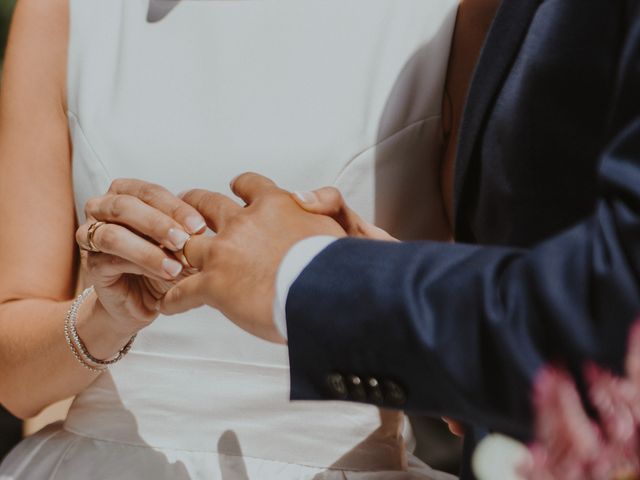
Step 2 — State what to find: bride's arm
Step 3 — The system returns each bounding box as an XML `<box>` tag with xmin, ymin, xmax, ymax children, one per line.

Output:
<box><xmin>0</xmin><ymin>0</ymin><xmax>94</xmax><ymax>420</ymax></box>
<box><xmin>0</xmin><ymin>0</ymin><xmax>107</xmax><ymax>420</ymax></box>
<box><xmin>0</xmin><ymin>0</ymin><xmax>205</xmax><ymax>420</ymax></box>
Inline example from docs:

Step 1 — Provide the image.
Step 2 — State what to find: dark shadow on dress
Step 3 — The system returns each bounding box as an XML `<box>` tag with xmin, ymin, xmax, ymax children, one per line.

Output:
<box><xmin>316</xmin><ymin>15</ymin><xmax>461</xmax><ymax>477</ymax></box>
<box><xmin>70</xmin><ymin>374</ymin><xmax>190</xmax><ymax>479</ymax></box>
<box><xmin>147</xmin><ymin>0</ymin><xmax>181</xmax><ymax>23</ymax></box>
<box><xmin>372</xmin><ymin>23</ymin><xmax>454</xmax><ymax>243</ymax></box>
<box><xmin>217</xmin><ymin>430</ymin><xmax>250</xmax><ymax>480</ymax></box>
<box><xmin>0</xmin><ymin>373</ymin><xmax>192</xmax><ymax>480</ymax></box>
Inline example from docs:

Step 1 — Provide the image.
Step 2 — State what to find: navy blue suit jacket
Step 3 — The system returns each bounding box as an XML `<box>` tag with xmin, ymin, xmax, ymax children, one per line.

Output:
<box><xmin>285</xmin><ymin>0</ymin><xmax>640</xmax><ymax>475</ymax></box>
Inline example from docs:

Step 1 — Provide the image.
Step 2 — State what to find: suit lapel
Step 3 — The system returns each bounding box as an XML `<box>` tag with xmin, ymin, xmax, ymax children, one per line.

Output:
<box><xmin>453</xmin><ymin>0</ymin><xmax>542</xmax><ymax>237</ymax></box>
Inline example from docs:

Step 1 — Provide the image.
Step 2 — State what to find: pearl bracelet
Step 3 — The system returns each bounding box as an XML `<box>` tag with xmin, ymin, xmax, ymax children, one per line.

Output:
<box><xmin>64</xmin><ymin>286</ymin><xmax>136</xmax><ymax>372</ymax></box>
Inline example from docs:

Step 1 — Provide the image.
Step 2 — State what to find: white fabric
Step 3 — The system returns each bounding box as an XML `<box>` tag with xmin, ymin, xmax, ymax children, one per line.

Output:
<box><xmin>0</xmin><ymin>0</ymin><xmax>458</xmax><ymax>478</ymax></box>
<box><xmin>273</xmin><ymin>236</ymin><xmax>338</xmax><ymax>340</ymax></box>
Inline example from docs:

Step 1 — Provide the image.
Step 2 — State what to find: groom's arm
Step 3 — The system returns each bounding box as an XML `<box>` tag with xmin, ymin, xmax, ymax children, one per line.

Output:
<box><xmin>283</xmin><ymin>3</ymin><xmax>640</xmax><ymax>440</ymax></box>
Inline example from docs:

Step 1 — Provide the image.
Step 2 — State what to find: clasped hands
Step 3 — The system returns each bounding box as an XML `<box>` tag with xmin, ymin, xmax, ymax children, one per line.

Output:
<box><xmin>162</xmin><ymin>172</ymin><xmax>396</xmax><ymax>343</ymax></box>
<box><xmin>77</xmin><ymin>172</ymin><xmax>394</xmax><ymax>346</ymax></box>
<box><xmin>76</xmin><ymin>173</ymin><xmax>466</xmax><ymax>436</ymax></box>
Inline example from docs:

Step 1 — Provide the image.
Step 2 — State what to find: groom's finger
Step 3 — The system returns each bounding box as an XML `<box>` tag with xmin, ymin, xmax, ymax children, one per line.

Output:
<box><xmin>158</xmin><ymin>274</ymin><xmax>207</xmax><ymax>315</ymax></box>
<box><xmin>181</xmin><ymin>189</ymin><xmax>242</xmax><ymax>232</ymax></box>
<box><xmin>230</xmin><ymin>172</ymin><xmax>281</xmax><ymax>204</ymax></box>
<box><xmin>292</xmin><ymin>187</ymin><xmax>397</xmax><ymax>241</ymax></box>
<box><xmin>181</xmin><ymin>234</ymin><xmax>210</xmax><ymax>270</ymax></box>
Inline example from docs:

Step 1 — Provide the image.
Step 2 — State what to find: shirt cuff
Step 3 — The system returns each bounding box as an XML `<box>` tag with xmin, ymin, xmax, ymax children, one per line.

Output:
<box><xmin>272</xmin><ymin>236</ymin><xmax>338</xmax><ymax>341</ymax></box>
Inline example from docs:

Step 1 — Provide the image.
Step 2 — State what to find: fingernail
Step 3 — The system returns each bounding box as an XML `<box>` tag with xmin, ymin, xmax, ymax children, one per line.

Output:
<box><xmin>154</xmin><ymin>300</ymin><xmax>161</xmax><ymax>312</ymax></box>
<box><xmin>185</xmin><ymin>216</ymin><xmax>206</xmax><ymax>234</ymax></box>
<box><xmin>162</xmin><ymin>258</ymin><xmax>183</xmax><ymax>278</ymax></box>
<box><xmin>293</xmin><ymin>191</ymin><xmax>317</xmax><ymax>203</ymax></box>
<box><xmin>177</xmin><ymin>190</ymin><xmax>188</xmax><ymax>199</ymax></box>
<box><xmin>168</xmin><ymin>228</ymin><xmax>190</xmax><ymax>250</ymax></box>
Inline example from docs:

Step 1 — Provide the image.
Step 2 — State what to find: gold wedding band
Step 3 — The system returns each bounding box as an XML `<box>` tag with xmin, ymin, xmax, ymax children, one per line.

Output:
<box><xmin>178</xmin><ymin>235</ymin><xmax>198</xmax><ymax>272</ymax></box>
<box><xmin>86</xmin><ymin>221</ymin><xmax>107</xmax><ymax>253</ymax></box>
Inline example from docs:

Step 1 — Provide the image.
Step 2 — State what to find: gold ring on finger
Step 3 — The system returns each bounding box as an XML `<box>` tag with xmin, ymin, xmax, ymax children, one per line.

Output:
<box><xmin>177</xmin><ymin>235</ymin><xmax>198</xmax><ymax>272</ymax></box>
<box><xmin>86</xmin><ymin>221</ymin><xmax>107</xmax><ymax>253</ymax></box>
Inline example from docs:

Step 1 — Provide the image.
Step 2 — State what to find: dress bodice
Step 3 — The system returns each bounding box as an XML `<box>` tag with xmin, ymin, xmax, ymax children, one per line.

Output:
<box><xmin>65</xmin><ymin>0</ymin><xmax>457</xmax><ymax>472</ymax></box>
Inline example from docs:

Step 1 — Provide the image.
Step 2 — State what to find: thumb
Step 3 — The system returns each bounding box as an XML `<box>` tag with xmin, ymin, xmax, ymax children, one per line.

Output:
<box><xmin>292</xmin><ymin>187</ymin><xmax>345</xmax><ymax>217</ymax></box>
<box><xmin>292</xmin><ymin>187</ymin><xmax>396</xmax><ymax>241</ymax></box>
<box><xmin>158</xmin><ymin>273</ymin><xmax>207</xmax><ymax>315</ymax></box>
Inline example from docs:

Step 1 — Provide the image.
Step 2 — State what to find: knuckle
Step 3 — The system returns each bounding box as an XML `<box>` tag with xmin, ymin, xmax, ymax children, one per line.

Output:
<box><xmin>323</xmin><ymin>187</ymin><xmax>344</xmax><ymax>215</ymax></box>
<box><xmin>109</xmin><ymin>195</ymin><xmax>129</xmax><ymax>220</ymax></box>
<box><xmin>235</xmin><ymin>172</ymin><xmax>254</xmax><ymax>184</ymax></box>
<box><xmin>140</xmin><ymin>249</ymin><xmax>160</xmax><ymax>268</ymax></box>
<box><xmin>170</xmin><ymin>204</ymin><xmax>192</xmax><ymax>222</ymax></box>
<box><xmin>97</xmin><ymin>225</ymin><xmax>117</xmax><ymax>250</ymax></box>
<box><xmin>158</xmin><ymin>216</ymin><xmax>177</xmax><ymax>236</ymax></box>
<box><xmin>325</xmin><ymin>187</ymin><xmax>343</xmax><ymax>203</ymax></box>
<box><xmin>190</xmin><ymin>189</ymin><xmax>213</xmax><ymax>207</ymax></box>
<box><xmin>231</xmin><ymin>172</ymin><xmax>255</xmax><ymax>191</ymax></box>
<box><xmin>137</xmin><ymin>182</ymin><xmax>161</xmax><ymax>204</ymax></box>
<box><xmin>109</xmin><ymin>178</ymin><xmax>129</xmax><ymax>193</ymax></box>
<box><xmin>179</xmin><ymin>189</ymin><xmax>200</xmax><ymax>204</ymax></box>
<box><xmin>84</xmin><ymin>197</ymin><xmax>100</xmax><ymax>216</ymax></box>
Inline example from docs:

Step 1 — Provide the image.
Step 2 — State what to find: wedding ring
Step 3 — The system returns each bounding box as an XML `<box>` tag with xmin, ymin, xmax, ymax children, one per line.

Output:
<box><xmin>86</xmin><ymin>221</ymin><xmax>107</xmax><ymax>253</ymax></box>
<box><xmin>177</xmin><ymin>235</ymin><xmax>198</xmax><ymax>272</ymax></box>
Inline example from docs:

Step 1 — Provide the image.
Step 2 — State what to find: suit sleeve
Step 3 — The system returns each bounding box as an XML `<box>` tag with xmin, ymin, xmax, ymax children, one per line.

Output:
<box><xmin>285</xmin><ymin>3</ymin><xmax>640</xmax><ymax>440</ymax></box>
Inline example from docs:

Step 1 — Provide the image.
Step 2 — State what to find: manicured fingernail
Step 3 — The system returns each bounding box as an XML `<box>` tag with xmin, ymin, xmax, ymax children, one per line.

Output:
<box><xmin>185</xmin><ymin>216</ymin><xmax>206</xmax><ymax>234</ymax></box>
<box><xmin>162</xmin><ymin>258</ymin><xmax>183</xmax><ymax>278</ymax></box>
<box><xmin>168</xmin><ymin>228</ymin><xmax>190</xmax><ymax>250</ymax></box>
<box><xmin>293</xmin><ymin>191</ymin><xmax>317</xmax><ymax>203</ymax></box>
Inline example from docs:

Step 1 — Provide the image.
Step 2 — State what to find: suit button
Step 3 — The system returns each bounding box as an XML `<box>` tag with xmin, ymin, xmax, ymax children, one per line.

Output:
<box><xmin>347</xmin><ymin>375</ymin><xmax>367</xmax><ymax>402</ymax></box>
<box><xmin>383</xmin><ymin>380</ymin><xmax>407</xmax><ymax>407</ymax></box>
<box><xmin>326</xmin><ymin>373</ymin><xmax>348</xmax><ymax>400</ymax></box>
<box><xmin>366</xmin><ymin>377</ymin><xmax>384</xmax><ymax>405</ymax></box>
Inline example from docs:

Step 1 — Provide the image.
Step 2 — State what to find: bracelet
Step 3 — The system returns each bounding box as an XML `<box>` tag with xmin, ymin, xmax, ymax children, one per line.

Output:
<box><xmin>64</xmin><ymin>286</ymin><xmax>136</xmax><ymax>372</ymax></box>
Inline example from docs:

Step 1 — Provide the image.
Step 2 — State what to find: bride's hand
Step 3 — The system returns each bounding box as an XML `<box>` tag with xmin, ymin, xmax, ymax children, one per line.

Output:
<box><xmin>76</xmin><ymin>179</ymin><xmax>206</xmax><ymax>338</ymax></box>
<box><xmin>290</xmin><ymin>187</ymin><xmax>398</xmax><ymax>241</ymax></box>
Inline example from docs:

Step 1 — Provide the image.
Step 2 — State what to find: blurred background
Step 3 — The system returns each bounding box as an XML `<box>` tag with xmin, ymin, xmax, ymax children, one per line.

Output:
<box><xmin>0</xmin><ymin>0</ymin><xmax>20</xmax><ymax>463</ymax></box>
<box><xmin>0</xmin><ymin>0</ymin><xmax>16</xmax><ymax>64</ymax></box>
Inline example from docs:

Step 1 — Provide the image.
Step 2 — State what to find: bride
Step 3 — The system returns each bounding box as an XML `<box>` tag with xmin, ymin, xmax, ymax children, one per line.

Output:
<box><xmin>0</xmin><ymin>0</ymin><xmax>484</xmax><ymax>478</ymax></box>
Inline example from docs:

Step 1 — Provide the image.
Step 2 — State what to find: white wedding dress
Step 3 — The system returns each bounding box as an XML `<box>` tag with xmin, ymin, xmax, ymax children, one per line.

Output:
<box><xmin>0</xmin><ymin>0</ymin><xmax>457</xmax><ymax>478</ymax></box>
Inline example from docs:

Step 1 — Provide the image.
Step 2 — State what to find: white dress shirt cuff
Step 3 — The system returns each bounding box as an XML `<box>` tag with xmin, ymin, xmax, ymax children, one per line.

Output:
<box><xmin>272</xmin><ymin>236</ymin><xmax>338</xmax><ymax>341</ymax></box>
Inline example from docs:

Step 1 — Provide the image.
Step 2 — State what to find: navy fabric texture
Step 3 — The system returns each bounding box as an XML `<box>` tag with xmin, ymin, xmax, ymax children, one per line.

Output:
<box><xmin>286</xmin><ymin>0</ymin><xmax>640</xmax><ymax>456</ymax></box>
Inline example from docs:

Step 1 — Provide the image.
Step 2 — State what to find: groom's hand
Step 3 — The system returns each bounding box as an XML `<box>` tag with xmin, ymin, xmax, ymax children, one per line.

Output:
<box><xmin>158</xmin><ymin>173</ymin><xmax>347</xmax><ymax>343</ymax></box>
<box><xmin>291</xmin><ymin>186</ymin><xmax>398</xmax><ymax>242</ymax></box>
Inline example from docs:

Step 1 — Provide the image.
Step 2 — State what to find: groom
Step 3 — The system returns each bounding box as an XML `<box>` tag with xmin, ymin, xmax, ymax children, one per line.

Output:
<box><xmin>161</xmin><ymin>0</ymin><xmax>640</xmax><ymax>477</ymax></box>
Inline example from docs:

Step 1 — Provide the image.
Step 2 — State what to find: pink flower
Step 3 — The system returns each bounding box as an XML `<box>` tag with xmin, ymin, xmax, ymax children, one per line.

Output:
<box><xmin>519</xmin><ymin>320</ymin><xmax>640</xmax><ymax>480</ymax></box>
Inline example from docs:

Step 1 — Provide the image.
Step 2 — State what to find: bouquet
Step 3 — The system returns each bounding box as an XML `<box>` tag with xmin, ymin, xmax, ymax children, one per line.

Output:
<box><xmin>474</xmin><ymin>321</ymin><xmax>640</xmax><ymax>480</ymax></box>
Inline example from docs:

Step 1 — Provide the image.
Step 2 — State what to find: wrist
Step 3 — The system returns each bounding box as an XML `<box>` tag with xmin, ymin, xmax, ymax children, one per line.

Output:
<box><xmin>75</xmin><ymin>292</ymin><xmax>136</xmax><ymax>360</ymax></box>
